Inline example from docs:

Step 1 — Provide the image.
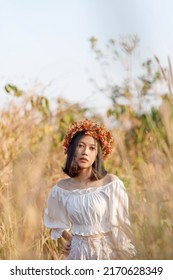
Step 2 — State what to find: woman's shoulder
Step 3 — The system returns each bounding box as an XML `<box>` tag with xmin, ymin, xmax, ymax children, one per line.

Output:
<box><xmin>47</xmin><ymin>178</ymin><xmax>70</xmax><ymax>193</ymax></box>
<box><xmin>104</xmin><ymin>173</ymin><xmax>119</xmax><ymax>184</ymax></box>
<box><xmin>105</xmin><ymin>173</ymin><xmax>125</xmax><ymax>190</ymax></box>
<box><xmin>56</xmin><ymin>178</ymin><xmax>72</xmax><ymax>190</ymax></box>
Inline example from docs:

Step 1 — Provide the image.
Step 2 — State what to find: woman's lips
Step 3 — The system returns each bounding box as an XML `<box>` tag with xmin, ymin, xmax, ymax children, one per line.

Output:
<box><xmin>79</xmin><ymin>157</ymin><xmax>88</xmax><ymax>162</ymax></box>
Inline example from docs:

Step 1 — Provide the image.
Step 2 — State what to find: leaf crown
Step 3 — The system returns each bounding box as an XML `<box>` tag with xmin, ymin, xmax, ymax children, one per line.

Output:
<box><xmin>63</xmin><ymin>119</ymin><xmax>113</xmax><ymax>159</ymax></box>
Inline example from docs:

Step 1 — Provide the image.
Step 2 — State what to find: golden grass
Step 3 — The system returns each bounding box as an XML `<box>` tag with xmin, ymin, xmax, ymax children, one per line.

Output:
<box><xmin>0</xmin><ymin>96</ymin><xmax>173</xmax><ymax>259</ymax></box>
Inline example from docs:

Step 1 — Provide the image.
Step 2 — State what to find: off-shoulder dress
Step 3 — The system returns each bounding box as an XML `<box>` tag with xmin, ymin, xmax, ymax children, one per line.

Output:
<box><xmin>44</xmin><ymin>177</ymin><xmax>136</xmax><ymax>260</ymax></box>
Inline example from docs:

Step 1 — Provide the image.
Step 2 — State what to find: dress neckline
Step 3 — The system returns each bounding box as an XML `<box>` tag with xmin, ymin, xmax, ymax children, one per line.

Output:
<box><xmin>56</xmin><ymin>178</ymin><xmax>120</xmax><ymax>194</ymax></box>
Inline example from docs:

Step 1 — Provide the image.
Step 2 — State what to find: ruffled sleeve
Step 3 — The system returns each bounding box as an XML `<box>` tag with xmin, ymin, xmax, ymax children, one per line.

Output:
<box><xmin>109</xmin><ymin>179</ymin><xmax>137</xmax><ymax>259</ymax></box>
<box><xmin>44</xmin><ymin>185</ymin><xmax>71</xmax><ymax>240</ymax></box>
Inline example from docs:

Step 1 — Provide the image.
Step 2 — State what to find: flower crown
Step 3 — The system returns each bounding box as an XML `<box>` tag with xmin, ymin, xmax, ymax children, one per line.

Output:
<box><xmin>63</xmin><ymin>119</ymin><xmax>114</xmax><ymax>159</ymax></box>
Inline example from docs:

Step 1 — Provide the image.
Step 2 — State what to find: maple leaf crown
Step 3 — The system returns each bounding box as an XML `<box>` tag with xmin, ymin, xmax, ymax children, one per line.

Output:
<box><xmin>63</xmin><ymin>119</ymin><xmax>114</xmax><ymax>159</ymax></box>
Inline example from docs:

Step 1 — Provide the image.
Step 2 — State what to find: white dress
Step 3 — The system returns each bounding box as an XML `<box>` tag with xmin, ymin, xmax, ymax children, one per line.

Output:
<box><xmin>44</xmin><ymin>177</ymin><xmax>136</xmax><ymax>260</ymax></box>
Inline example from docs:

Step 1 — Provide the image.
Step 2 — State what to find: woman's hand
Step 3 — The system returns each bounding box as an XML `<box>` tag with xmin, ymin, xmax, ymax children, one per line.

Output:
<box><xmin>61</xmin><ymin>230</ymin><xmax>72</xmax><ymax>256</ymax></box>
<box><xmin>62</xmin><ymin>239</ymin><xmax>72</xmax><ymax>255</ymax></box>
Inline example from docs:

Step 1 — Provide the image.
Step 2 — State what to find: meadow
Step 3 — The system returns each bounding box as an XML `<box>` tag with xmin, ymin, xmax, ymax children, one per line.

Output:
<box><xmin>0</xmin><ymin>53</ymin><xmax>173</xmax><ymax>260</ymax></box>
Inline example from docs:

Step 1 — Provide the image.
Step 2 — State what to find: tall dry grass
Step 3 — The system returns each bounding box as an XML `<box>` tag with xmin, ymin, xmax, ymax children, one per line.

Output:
<box><xmin>109</xmin><ymin>109</ymin><xmax>173</xmax><ymax>259</ymax></box>
<box><xmin>0</xmin><ymin>89</ymin><xmax>173</xmax><ymax>259</ymax></box>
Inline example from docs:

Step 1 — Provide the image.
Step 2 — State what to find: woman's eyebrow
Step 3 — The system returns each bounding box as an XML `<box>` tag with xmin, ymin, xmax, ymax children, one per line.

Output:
<box><xmin>79</xmin><ymin>141</ymin><xmax>97</xmax><ymax>146</ymax></box>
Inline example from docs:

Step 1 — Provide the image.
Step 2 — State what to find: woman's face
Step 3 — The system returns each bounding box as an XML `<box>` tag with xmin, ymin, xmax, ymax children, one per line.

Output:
<box><xmin>74</xmin><ymin>135</ymin><xmax>98</xmax><ymax>169</ymax></box>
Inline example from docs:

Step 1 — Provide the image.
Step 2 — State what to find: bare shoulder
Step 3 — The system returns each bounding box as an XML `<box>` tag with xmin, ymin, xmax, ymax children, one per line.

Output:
<box><xmin>104</xmin><ymin>173</ymin><xmax>119</xmax><ymax>184</ymax></box>
<box><xmin>57</xmin><ymin>178</ymin><xmax>72</xmax><ymax>190</ymax></box>
<box><xmin>106</xmin><ymin>174</ymin><xmax>126</xmax><ymax>194</ymax></box>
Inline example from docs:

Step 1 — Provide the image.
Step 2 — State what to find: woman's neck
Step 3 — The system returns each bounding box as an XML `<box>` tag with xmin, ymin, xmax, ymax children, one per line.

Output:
<box><xmin>76</xmin><ymin>168</ymin><xmax>91</xmax><ymax>182</ymax></box>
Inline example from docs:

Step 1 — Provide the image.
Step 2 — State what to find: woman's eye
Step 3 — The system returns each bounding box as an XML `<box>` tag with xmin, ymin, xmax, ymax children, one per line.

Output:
<box><xmin>78</xmin><ymin>143</ymin><xmax>84</xmax><ymax>148</ymax></box>
<box><xmin>90</xmin><ymin>147</ymin><xmax>96</xmax><ymax>150</ymax></box>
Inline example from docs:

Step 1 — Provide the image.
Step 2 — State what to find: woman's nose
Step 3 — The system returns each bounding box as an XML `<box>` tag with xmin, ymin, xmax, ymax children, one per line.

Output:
<box><xmin>82</xmin><ymin>146</ymin><xmax>88</xmax><ymax>155</ymax></box>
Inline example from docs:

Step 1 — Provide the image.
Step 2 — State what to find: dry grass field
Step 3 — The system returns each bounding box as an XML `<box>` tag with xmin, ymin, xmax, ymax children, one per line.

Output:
<box><xmin>0</xmin><ymin>88</ymin><xmax>173</xmax><ymax>260</ymax></box>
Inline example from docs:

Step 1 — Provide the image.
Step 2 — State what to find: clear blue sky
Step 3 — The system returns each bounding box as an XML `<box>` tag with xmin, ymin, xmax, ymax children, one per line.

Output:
<box><xmin>0</xmin><ymin>0</ymin><xmax>173</xmax><ymax>113</ymax></box>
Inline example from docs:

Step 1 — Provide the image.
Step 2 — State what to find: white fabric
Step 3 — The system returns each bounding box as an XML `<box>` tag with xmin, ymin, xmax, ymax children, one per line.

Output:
<box><xmin>67</xmin><ymin>234</ymin><xmax>117</xmax><ymax>260</ymax></box>
<box><xmin>44</xmin><ymin>178</ymin><xmax>136</xmax><ymax>259</ymax></box>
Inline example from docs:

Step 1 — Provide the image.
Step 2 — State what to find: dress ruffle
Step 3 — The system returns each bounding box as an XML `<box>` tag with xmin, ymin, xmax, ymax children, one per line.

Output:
<box><xmin>68</xmin><ymin>234</ymin><xmax>117</xmax><ymax>260</ymax></box>
<box><xmin>44</xmin><ymin>178</ymin><xmax>137</xmax><ymax>259</ymax></box>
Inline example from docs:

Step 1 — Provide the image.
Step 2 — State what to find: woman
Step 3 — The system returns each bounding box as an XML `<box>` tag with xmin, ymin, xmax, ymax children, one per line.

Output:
<box><xmin>44</xmin><ymin>119</ymin><xmax>136</xmax><ymax>260</ymax></box>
